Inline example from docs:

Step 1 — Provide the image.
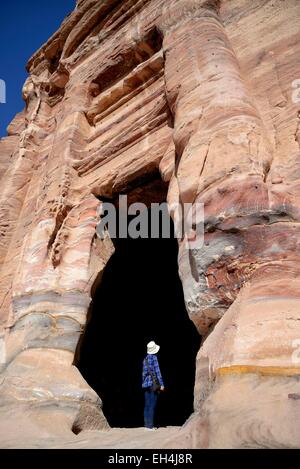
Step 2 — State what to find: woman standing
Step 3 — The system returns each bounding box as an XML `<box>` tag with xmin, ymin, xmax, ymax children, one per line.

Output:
<box><xmin>142</xmin><ymin>341</ymin><xmax>165</xmax><ymax>430</ymax></box>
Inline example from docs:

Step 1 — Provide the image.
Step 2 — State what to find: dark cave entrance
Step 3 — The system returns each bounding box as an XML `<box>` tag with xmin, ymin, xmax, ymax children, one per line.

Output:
<box><xmin>76</xmin><ymin>200</ymin><xmax>201</xmax><ymax>428</ymax></box>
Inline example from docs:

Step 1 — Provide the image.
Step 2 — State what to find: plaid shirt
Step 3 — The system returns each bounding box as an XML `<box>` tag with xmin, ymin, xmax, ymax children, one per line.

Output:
<box><xmin>142</xmin><ymin>354</ymin><xmax>164</xmax><ymax>388</ymax></box>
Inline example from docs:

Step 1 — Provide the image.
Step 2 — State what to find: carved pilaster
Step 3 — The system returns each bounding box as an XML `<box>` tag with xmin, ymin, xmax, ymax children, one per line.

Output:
<box><xmin>158</xmin><ymin>0</ymin><xmax>220</xmax><ymax>35</ymax></box>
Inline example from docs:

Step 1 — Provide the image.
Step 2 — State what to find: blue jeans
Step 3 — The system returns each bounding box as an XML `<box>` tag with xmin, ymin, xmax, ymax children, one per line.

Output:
<box><xmin>144</xmin><ymin>388</ymin><xmax>158</xmax><ymax>428</ymax></box>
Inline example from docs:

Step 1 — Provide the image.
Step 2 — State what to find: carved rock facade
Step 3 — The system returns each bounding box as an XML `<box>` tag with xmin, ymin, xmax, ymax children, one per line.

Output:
<box><xmin>0</xmin><ymin>0</ymin><xmax>300</xmax><ymax>448</ymax></box>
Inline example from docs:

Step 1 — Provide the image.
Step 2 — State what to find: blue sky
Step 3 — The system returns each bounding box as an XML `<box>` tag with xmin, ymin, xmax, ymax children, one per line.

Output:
<box><xmin>0</xmin><ymin>0</ymin><xmax>75</xmax><ymax>137</ymax></box>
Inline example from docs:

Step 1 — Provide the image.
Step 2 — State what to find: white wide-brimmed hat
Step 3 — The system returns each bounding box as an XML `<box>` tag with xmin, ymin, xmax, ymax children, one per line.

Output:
<box><xmin>147</xmin><ymin>341</ymin><xmax>160</xmax><ymax>354</ymax></box>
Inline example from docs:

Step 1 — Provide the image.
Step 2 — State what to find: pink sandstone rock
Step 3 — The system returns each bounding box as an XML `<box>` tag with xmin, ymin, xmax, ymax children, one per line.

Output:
<box><xmin>0</xmin><ymin>0</ymin><xmax>300</xmax><ymax>448</ymax></box>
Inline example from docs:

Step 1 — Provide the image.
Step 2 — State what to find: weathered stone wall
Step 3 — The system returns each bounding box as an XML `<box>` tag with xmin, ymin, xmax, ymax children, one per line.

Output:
<box><xmin>0</xmin><ymin>0</ymin><xmax>299</xmax><ymax>448</ymax></box>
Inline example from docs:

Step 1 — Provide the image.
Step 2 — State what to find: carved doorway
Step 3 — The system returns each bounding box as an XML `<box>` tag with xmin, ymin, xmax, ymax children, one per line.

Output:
<box><xmin>76</xmin><ymin>186</ymin><xmax>200</xmax><ymax>428</ymax></box>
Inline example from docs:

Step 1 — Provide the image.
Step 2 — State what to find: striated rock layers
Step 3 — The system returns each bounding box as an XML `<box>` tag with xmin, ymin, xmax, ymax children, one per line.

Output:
<box><xmin>0</xmin><ymin>0</ymin><xmax>300</xmax><ymax>448</ymax></box>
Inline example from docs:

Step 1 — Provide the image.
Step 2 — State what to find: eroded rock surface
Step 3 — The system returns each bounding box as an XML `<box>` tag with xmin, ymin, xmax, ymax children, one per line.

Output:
<box><xmin>0</xmin><ymin>0</ymin><xmax>300</xmax><ymax>448</ymax></box>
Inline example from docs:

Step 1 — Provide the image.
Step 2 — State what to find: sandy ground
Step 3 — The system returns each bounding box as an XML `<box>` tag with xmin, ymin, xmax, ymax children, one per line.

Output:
<box><xmin>0</xmin><ymin>426</ymin><xmax>183</xmax><ymax>449</ymax></box>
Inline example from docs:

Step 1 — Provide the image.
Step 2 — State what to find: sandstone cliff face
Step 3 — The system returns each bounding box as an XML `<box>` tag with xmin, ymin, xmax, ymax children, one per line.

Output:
<box><xmin>0</xmin><ymin>0</ymin><xmax>300</xmax><ymax>448</ymax></box>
